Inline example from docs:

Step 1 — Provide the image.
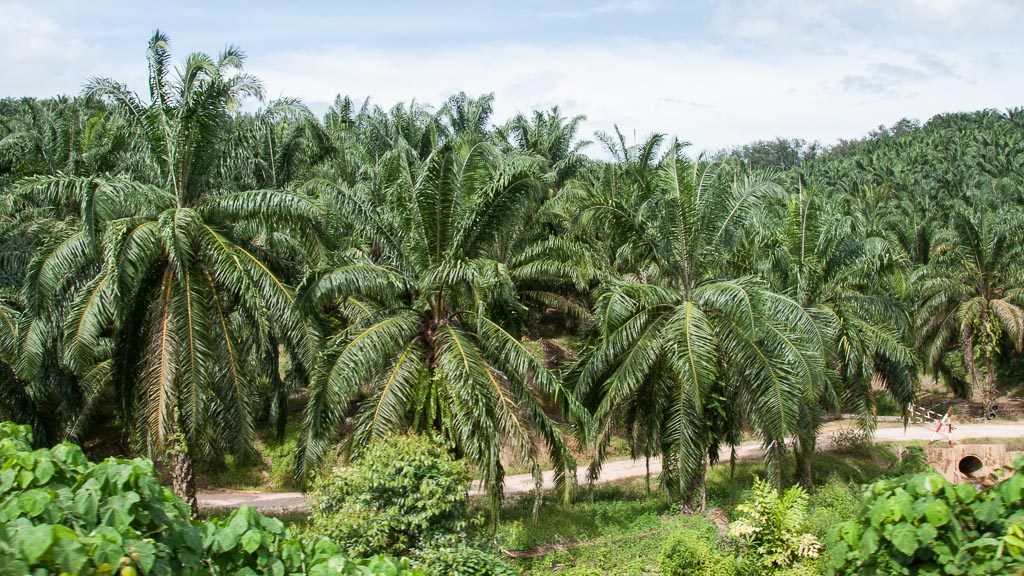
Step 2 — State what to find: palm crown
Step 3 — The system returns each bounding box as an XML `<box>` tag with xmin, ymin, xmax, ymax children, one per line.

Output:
<box><xmin>298</xmin><ymin>140</ymin><xmax>587</xmax><ymax>510</ymax></box>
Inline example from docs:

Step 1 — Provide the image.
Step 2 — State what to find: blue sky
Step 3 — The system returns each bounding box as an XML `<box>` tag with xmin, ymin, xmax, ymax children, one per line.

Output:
<box><xmin>3</xmin><ymin>0</ymin><xmax>1021</xmax><ymax>152</ymax></box>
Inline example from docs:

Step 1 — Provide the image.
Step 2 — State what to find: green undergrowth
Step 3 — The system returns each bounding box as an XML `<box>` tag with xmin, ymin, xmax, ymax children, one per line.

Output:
<box><xmin>504</xmin><ymin>444</ymin><xmax>898</xmax><ymax>575</ymax></box>
<box><xmin>705</xmin><ymin>442</ymin><xmax>897</xmax><ymax>511</ymax></box>
<box><xmin>892</xmin><ymin>437</ymin><xmax>1024</xmax><ymax>452</ymax></box>
<box><xmin>504</xmin><ymin>478</ymin><xmax>705</xmax><ymax>575</ymax></box>
<box><xmin>200</xmin><ymin>421</ymin><xmax>303</xmax><ymax>492</ymax></box>
<box><xmin>500</xmin><ymin>478</ymin><xmax>672</xmax><ymax>552</ymax></box>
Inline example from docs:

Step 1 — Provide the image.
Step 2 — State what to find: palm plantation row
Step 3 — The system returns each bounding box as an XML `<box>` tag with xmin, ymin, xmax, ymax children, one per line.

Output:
<box><xmin>1</xmin><ymin>34</ymin><xmax>1022</xmax><ymax>515</ymax></box>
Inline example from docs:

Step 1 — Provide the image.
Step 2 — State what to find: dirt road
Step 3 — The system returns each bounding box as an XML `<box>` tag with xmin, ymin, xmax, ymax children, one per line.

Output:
<box><xmin>197</xmin><ymin>422</ymin><xmax>1024</xmax><ymax>513</ymax></box>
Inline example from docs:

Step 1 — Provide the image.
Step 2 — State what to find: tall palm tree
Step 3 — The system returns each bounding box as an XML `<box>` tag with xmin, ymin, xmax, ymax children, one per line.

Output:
<box><xmin>917</xmin><ymin>205</ymin><xmax>1024</xmax><ymax>406</ymax></box>
<box><xmin>12</xmin><ymin>32</ymin><xmax>320</xmax><ymax>512</ymax></box>
<box><xmin>764</xmin><ymin>189</ymin><xmax>916</xmax><ymax>485</ymax></box>
<box><xmin>218</xmin><ymin>99</ymin><xmax>335</xmax><ymax>442</ymax></box>
<box><xmin>297</xmin><ymin>142</ymin><xmax>586</xmax><ymax>513</ymax></box>
<box><xmin>499</xmin><ymin>107</ymin><xmax>591</xmax><ymax>191</ymax></box>
<box><xmin>569</xmin><ymin>137</ymin><xmax>827</xmax><ymax>510</ymax></box>
<box><xmin>223</xmin><ymin>98</ymin><xmax>332</xmax><ymax>192</ymax></box>
<box><xmin>438</xmin><ymin>92</ymin><xmax>495</xmax><ymax>145</ymax></box>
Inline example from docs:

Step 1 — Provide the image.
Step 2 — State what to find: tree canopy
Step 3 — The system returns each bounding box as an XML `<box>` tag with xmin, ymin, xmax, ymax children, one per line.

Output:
<box><xmin>1</xmin><ymin>32</ymin><xmax>1022</xmax><ymax>510</ymax></box>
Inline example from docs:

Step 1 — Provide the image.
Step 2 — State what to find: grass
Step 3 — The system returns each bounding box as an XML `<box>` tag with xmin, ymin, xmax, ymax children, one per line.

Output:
<box><xmin>199</xmin><ymin>420</ymin><xmax>303</xmax><ymax>491</ymax></box>
<box><xmin>501</xmin><ymin>479</ymin><xmax>712</xmax><ymax>576</ymax></box>
<box><xmin>501</xmin><ymin>442</ymin><xmax>897</xmax><ymax>575</ymax></box>
<box><xmin>889</xmin><ymin>436</ymin><xmax>1024</xmax><ymax>451</ymax></box>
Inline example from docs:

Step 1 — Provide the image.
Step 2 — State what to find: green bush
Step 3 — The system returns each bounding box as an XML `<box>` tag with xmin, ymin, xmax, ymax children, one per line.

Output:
<box><xmin>0</xmin><ymin>422</ymin><xmax>419</xmax><ymax>575</ymax></box>
<box><xmin>806</xmin><ymin>479</ymin><xmax>860</xmax><ymax>541</ymax></box>
<box><xmin>875</xmin><ymin>394</ymin><xmax>901</xmax><ymax>417</ymax></box>
<box><xmin>772</xmin><ymin>564</ymin><xmax>821</xmax><ymax>576</ymax></box>
<box><xmin>801</xmin><ymin>478</ymin><xmax>860</xmax><ymax>572</ymax></box>
<box><xmin>828</xmin><ymin>462</ymin><xmax>1024</xmax><ymax>575</ymax></box>
<box><xmin>417</xmin><ymin>544</ymin><xmax>518</xmax><ymax>575</ymax></box>
<box><xmin>496</xmin><ymin>519</ymin><xmax>529</xmax><ymax>551</ymax></box>
<box><xmin>886</xmin><ymin>445</ymin><xmax>932</xmax><ymax>477</ymax></box>
<box><xmin>727</xmin><ymin>477</ymin><xmax>821</xmax><ymax>575</ymax></box>
<box><xmin>309</xmin><ymin>434</ymin><xmax>471</xmax><ymax>557</ymax></box>
<box><xmin>660</xmin><ymin>529</ymin><xmax>735</xmax><ymax>576</ymax></box>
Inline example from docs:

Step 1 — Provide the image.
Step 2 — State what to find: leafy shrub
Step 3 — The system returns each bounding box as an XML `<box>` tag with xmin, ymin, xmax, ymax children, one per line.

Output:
<box><xmin>828</xmin><ymin>462</ymin><xmax>1024</xmax><ymax>575</ymax></box>
<box><xmin>660</xmin><ymin>529</ymin><xmax>736</xmax><ymax>576</ymax></box>
<box><xmin>0</xmin><ymin>422</ymin><xmax>419</xmax><ymax>575</ymax></box>
<box><xmin>496</xmin><ymin>519</ymin><xmax>529</xmax><ymax>551</ymax></box>
<box><xmin>874</xmin><ymin>394</ymin><xmax>902</xmax><ymax>417</ymax></box>
<box><xmin>772</xmin><ymin>564</ymin><xmax>821</xmax><ymax>576</ymax></box>
<box><xmin>203</xmin><ymin>506</ymin><xmax>419</xmax><ymax>575</ymax></box>
<box><xmin>309</xmin><ymin>434</ymin><xmax>471</xmax><ymax>557</ymax></box>
<box><xmin>728</xmin><ymin>477</ymin><xmax>821</xmax><ymax>575</ymax></box>
<box><xmin>417</xmin><ymin>544</ymin><xmax>518</xmax><ymax>575</ymax></box>
<box><xmin>886</xmin><ymin>445</ymin><xmax>932</xmax><ymax>477</ymax></box>
<box><xmin>806</xmin><ymin>479</ymin><xmax>860</xmax><ymax>541</ymax></box>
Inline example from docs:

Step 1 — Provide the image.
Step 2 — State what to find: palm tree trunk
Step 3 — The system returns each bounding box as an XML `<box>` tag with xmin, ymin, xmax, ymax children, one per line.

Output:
<box><xmin>422</xmin><ymin>322</ymin><xmax>438</xmax><ymax>371</ymax></box>
<box><xmin>645</xmin><ymin>455</ymin><xmax>651</xmax><ymax>495</ymax></box>
<box><xmin>268</xmin><ymin>335</ymin><xmax>288</xmax><ymax>442</ymax></box>
<box><xmin>168</xmin><ymin>434</ymin><xmax>198</xmax><ymax>516</ymax></box>
<box><xmin>681</xmin><ymin>455</ymin><xmax>708</xmax><ymax>513</ymax></box>
<box><xmin>962</xmin><ymin>331</ymin><xmax>988</xmax><ymax>404</ymax></box>
<box><xmin>796</xmin><ymin>403</ymin><xmax>819</xmax><ymax>488</ymax></box>
<box><xmin>796</xmin><ymin>444</ymin><xmax>814</xmax><ymax>488</ymax></box>
<box><xmin>983</xmin><ymin>354</ymin><xmax>998</xmax><ymax>409</ymax></box>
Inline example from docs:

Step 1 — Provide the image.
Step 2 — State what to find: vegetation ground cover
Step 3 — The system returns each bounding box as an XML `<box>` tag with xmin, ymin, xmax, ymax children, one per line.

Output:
<box><xmin>504</xmin><ymin>444</ymin><xmax>894</xmax><ymax>575</ymax></box>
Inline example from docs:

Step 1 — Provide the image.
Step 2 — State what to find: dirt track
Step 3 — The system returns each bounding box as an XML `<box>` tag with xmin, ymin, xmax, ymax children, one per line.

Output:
<box><xmin>197</xmin><ymin>422</ymin><xmax>1024</xmax><ymax>513</ymax></box>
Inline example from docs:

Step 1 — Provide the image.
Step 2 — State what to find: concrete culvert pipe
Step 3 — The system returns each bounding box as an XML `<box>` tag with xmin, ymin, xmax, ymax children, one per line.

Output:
<box><xmin>958</xmin><ymin>455</ymin><xmax>985</xmax><ymax>477</ymax></box>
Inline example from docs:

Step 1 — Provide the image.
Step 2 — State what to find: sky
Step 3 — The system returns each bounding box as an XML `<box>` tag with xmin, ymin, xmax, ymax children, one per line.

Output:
<box><xmin>2</xmin><ymin>0</ymin><xmax>1022</xmax><ymax>154</ymax></box>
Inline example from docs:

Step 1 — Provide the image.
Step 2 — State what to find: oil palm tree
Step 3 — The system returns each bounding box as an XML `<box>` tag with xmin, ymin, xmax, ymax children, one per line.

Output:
<box><xmin>569</xmin><ymin>137</ymin><xmax>827</xmax><ymax>510</ymax></box>
<box><xmin>12</xmin><ymin>32</ymin><xmax>320</xmax><ymax>512</ymax></box>
<box><xmin>917</xmin><ymin>205</ymin><xmax>1024</xmax><ymax>406</ymax></box>
<box><xmin>0</xmin><ymin>96</ymin><xmax>133</xmax><ymax>180</ymax></box>
<box><xmin>297</xmin><ymin>142</ymin><xmax>586</xmax><ymax>513</ymax></box>
<box><xmin>765</xmin><ymin>189</ymin><xmax>916</xmax><ymax>485</ymax></box>
<box><xmin>0</xmin><ymin>201</ymin><xmax>112</xmax><ymax>446</ymax></box>
<box><xmin>499</xmin><ymin>107</ymin><xmax>590</xmax><ymax>191</ymax></box>
<box><xmin>223</xmin><ymin>98</ymin><xmax>333</xmax><ymax>191</ymax></box>
<box><xmin>438</xmin><ymin>92</ymin><xmax>495</xmax><ymax>145</ymax></box>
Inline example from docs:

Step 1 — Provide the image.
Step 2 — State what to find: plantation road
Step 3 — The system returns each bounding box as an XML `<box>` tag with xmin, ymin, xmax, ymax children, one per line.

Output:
<box><xmin>196</xmin><ymin>422</ymin><xmax>1024</xmax><ymax>513</ymax></box>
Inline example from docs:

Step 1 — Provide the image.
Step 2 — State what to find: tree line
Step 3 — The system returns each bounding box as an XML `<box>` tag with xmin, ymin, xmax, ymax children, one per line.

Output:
<box><xmin>1</xmin><ymin>33</ymin><xmax>1021</xmax><ymax>513</ymax></box>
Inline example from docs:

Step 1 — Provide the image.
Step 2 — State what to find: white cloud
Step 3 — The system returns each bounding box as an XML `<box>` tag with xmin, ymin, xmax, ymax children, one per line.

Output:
<box><xmin>712</xmin><ymin>0</ymin><xmax>1021</xmax><ymax>52</ymax></box>
<box><xmin>540</xmin><ymin>0</ymin><xmax>657</xmax><ymax>20</ymax></box>
<box><xmin>895</xmin><ymin>0</ymin><xmax>1022</xmax><ymax>29</ymax></box>
<box><xmin>3</xmin><ymin>0</ymin><xmax>1021</xmax><ymax>156</ymax></box>
<box><xmin>0</xmin><ymin>1</ymin><xmax>153</xmax><ymax>99</ymax></box>
<box><xmin>253</xmin><ymin>35</ymin><xmax>1023</xmax><ymax>154</ymax></box>
<box><xmin>0</xmin><ymin>1</ymin><xmax>109</xmax><ymax>96</ymax></box>
<box><xmin>712</xmin><ymin>0</ymin><xmax>853</xmax><ymax>44</ymax></box>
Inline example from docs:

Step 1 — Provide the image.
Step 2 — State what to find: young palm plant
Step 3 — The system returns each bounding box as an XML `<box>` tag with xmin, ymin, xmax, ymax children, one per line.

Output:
<box><xmin>12</xmin><ymin>32</ymin><xmax>320</xmax><ymax>512</ymax></box>
<box><xmin>569</xmin><ymin>137</ymin><xmax>827</xmax><ymax>510</ymax></box>
<box><xmin>297</xmin><ymin>142</ymin><xmax>586</xmax><ymax>514</ymax></box>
